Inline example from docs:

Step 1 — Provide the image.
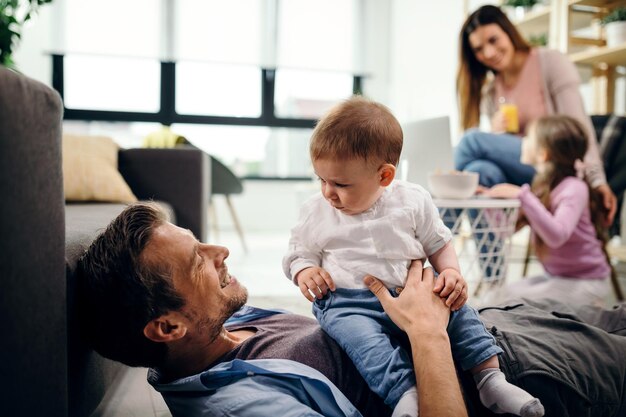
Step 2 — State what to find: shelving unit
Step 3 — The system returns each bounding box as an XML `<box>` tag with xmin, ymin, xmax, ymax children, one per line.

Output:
<box><xmin>570</xmin><ymin>42</ymin><xmax>626</xmax><ymax>65</ymax></box>
<box><xmin>500</xmin><ymin>0</ymin><xmax>626</xmax><ymax>114</ymax></box>
<box><xmin>514</xmin><ymin>6</ymin><xmax>552</xmax><ymax>35</ymax></box>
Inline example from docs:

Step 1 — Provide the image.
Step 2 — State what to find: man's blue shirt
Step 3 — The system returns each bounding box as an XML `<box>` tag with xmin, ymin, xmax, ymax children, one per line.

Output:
<box><xmin>148</xmin><ymin>306</ymin><xmax>363</xmax><ymax>417</ymax></box>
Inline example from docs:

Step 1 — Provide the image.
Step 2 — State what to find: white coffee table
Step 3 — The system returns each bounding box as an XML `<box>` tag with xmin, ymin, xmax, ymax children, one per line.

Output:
<box><xmin>433</xmin><ymin>197</ymin><xmax>520</xmax><ymax>296</ymax></box>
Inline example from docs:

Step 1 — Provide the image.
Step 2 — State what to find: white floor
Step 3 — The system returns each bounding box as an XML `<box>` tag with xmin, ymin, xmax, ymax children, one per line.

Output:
<box><xmin>93</xmin><ymin>227</ymin><xmax>624</xmax><ymax>417</ymax></box>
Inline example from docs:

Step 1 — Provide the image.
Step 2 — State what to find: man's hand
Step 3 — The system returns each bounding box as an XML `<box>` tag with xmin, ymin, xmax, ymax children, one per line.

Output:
<box><xmin>433</xmin><ymin>268</ymin><xmax>467</xmax><ymax>311</ymax></box>
<box><xmin>365</xmin><ymin>260</ymin><xmax>468</xmax><ymax>417</ymax></box>
<box><xmin>364</xmin><ymin>260</ymin><xmax>450</xmax><ymax>334</ymax></box>
<box><xmin>595</xmin><ymin>183</ymin><xmax>617</xmax><ymax>226</ymax></box>
<box><xmin>295</xmin><ymin>267</ymin><xmax>336</xmax><ymax>302</ymax></box>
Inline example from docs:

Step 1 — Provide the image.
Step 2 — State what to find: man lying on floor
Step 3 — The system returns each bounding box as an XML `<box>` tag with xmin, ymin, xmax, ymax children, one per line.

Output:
<box><xmin>76</xmin><ymin>203</ymin><xmax>626</xmax><ymax>417</ymax></box>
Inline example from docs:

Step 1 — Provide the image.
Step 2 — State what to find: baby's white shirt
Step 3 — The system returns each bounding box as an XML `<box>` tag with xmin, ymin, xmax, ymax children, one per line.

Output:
<box><xmin>283</xmin><ymin>180</ymin><xmax>451</xmax><ymax>289</ymax></box>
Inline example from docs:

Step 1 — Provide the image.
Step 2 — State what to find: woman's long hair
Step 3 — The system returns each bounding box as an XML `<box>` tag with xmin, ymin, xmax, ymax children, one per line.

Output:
<box><xmin>457</xmin><ymin>5</ymin><xmax>531</xmax><ymax>130</ymax></box>
<box><xmin>530</xmin><ymin>115</ymin><xmax>614</xmax><ymax>281</ymax></box>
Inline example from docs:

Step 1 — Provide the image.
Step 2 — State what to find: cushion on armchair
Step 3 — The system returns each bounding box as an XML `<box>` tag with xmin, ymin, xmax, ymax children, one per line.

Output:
<box><xmin>63</xmin><ymin>134</ymin><xmax>137</xmax><ymax>203</ymax></box>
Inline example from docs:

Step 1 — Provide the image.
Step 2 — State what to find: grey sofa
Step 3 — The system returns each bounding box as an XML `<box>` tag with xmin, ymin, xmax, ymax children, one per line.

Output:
<box><xmin>0</xmin><ymin>66</ymin><xmax>210</xmax><ymax>417</ymax></box>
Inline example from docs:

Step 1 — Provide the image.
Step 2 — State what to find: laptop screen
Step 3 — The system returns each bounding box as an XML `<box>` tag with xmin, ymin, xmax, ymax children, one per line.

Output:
<box><xmin>399</xmin><ymin>116</ymin><xmax>454</xmax><ymax>188</ymax></box>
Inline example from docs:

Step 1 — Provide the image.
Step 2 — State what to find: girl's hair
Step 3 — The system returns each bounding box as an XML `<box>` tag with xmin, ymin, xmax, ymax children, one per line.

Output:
<box><xmin>530</xmin><ymin>115</ymin><xmax>614</xmax><ymax>280</ymax></box>
<box><xmin>457</xmin><ymin>5</ymin><xmax>531</xmax><ymax>130</ymax></box>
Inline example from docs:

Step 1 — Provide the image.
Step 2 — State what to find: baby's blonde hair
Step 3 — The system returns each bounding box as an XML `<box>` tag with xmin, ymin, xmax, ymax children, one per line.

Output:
<box><xmin>310</xmin><ymin>96</ymin><xmax>403</xmax><ymax>167</ymax></box>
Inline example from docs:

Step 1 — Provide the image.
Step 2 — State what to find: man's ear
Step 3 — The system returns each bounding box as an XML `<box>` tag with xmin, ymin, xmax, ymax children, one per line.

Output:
<box><xmin>143</xmin><ymin>313</ymin><xmax>188</xmax><ymax>343</ymax></box>
<box><xmin>379</xmin><ymin>164</ymin><xmax>396</xmax><ymax>186</ymax></box>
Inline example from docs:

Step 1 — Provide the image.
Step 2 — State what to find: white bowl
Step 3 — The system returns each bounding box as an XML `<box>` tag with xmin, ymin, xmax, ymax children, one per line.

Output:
<box><xmin>427</xmin><ymin>171</ymin><xmax>479</xmax><ymax>199</ymax></box>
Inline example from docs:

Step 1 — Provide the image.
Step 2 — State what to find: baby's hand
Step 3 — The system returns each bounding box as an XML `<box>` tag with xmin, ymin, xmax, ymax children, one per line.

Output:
<box><xmin>433</xmin><ymin>268</ymin><xmax>467</xmax><ymax>311</ymax></box>
<box><xmin>295</xmin><ymin>267</ymin><xmax>336</xmax><ymax>302</ymax></box>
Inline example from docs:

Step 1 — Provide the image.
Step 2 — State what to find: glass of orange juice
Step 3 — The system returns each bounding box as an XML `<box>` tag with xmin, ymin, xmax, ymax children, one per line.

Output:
<box><xmin>499</xmin><ymin>101</ymin><xmax>519</xmax><ymax>134</ymax></box>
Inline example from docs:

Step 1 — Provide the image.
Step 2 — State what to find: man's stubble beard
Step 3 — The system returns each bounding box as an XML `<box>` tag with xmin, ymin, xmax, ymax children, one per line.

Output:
<box><xmin>196</xmin><ymin>285</ymin><xmax>249</xmax><ymax>343</ymax></box>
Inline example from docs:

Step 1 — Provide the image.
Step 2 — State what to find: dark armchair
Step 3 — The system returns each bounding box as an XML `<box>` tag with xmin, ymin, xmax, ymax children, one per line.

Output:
<box><xmin>209</xmin><ymin>155</ymin><xmax>247</xmax><ymax>252</ymax></box>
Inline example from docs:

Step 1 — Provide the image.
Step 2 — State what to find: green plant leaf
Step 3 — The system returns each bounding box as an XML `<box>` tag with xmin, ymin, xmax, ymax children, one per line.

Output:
<box><xmin>504</xmin><ymin>0</ymin><xmax>539</xmax><ymax>7</ymax></box>
<box><xmin>601</xmin><ymin>7</ymin><xmax>626</xmax><ymax>25</ymax></box>
<box><xmin>0</xmin><ymin>0</ymin><xmax>54</xmax><ymax>70</ymax></box>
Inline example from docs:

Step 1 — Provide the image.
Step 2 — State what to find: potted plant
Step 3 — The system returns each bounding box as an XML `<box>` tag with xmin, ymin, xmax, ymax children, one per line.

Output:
<box><xmin>528</xmin><ymin>33</ymin><xmax>548</xmax><ymax>47</ymax></box>
<box><xmin>502</xmin><ymin>0</ymin><xmax>541</xmax><ymax>21</ymax></box>
<box><xmin>0</xmin><ymin>0</ymin><xmax>53</xmax><ymax>68</ymax></box>
<box><xmin>602</xmin><ymin>7</ymin><xmax>626</xmax><ymax>48</ymax></box>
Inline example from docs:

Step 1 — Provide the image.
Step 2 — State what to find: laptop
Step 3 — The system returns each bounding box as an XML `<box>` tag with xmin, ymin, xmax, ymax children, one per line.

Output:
<box><xmin>398</xmin><ymin>116</ymin><xmax>455</xmax><ymax>188</ymax></box>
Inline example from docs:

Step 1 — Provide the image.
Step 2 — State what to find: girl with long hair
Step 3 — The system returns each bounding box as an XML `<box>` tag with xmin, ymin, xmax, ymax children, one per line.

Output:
<box><xmin>485</xmin><ymin>115</ymin><xmax>613</xmax><ymax>305</ymax></box>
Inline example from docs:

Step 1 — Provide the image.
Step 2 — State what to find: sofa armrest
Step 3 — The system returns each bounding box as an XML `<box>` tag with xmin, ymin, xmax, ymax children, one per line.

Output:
<box><xmin>0</xmin><ymin>66</ymin><xmax>68</xmax><ymax>416</ymax></box>
<box><xmin>118</xmin><ymin>146</ymin><xmax>210</xmax><ymax>241</ymax></box>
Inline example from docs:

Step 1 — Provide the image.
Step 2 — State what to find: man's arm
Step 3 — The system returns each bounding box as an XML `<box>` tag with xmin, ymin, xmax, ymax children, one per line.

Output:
<box><xmin>364</xmin><ymin>261</ymin><xmax>468</xmax><ymax>417</ymax></box>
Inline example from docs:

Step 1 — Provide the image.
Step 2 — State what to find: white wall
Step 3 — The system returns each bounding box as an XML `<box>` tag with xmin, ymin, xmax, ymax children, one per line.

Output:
<box><xmin>211</xmin><ymin>180</ymin><xmax>316</xmax><ymax>233</ymax></box>
<box><xmin>385</xmin><ymin>0</ymin><xmax>466</xmax><ymax>140</ymax></box>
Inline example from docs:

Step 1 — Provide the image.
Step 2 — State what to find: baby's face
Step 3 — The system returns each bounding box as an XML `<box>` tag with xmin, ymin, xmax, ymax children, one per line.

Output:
<box><xmin>313</xmin><ymin>157</ymin><xmax>385</xmax><ymax>216</ymax></box>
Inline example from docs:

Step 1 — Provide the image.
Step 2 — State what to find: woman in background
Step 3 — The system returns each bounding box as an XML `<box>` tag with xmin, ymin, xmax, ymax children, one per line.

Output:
<box><xmin>455</xmin><ymin>4</ymin><xmax>616</xmax><ymax>224</ymax></box>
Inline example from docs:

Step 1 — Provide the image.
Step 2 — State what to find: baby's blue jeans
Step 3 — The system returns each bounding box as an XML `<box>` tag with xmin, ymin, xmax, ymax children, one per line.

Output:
<box><xmin>312</xmin><ymin>287</ymin><xmax>503</xmax><ymax>408</ymax></box>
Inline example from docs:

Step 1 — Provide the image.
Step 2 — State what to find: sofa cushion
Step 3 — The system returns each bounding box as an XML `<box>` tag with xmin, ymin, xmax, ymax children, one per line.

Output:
<box><xmin>65</xmin><ymin>202</ymin><xmax>176</xmax><ymax>269</ymax></box>
<box><xmin>63</xmin><ymin>134</ymin><xmax>138</xmax><ymax>203</ymax></box>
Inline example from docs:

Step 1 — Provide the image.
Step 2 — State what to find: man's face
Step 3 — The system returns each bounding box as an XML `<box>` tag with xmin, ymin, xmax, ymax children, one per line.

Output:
<box><xmin>313</xmin><ymin>157</ymin><xmax>386</xmax><ymax>216</ymax></box>
<box><xmin>143</xmin><ymin>222</ymin><xmax>248</xmax><ymax>339</ymax></box>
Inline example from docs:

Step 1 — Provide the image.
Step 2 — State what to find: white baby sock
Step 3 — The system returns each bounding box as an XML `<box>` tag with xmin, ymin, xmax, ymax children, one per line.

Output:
<box><xmin>474</xmin><ymin>368</ymin><xmax>544</xmax><ymax>417</ymax></box>
<box><xmin>392</xmin><ymin>386</ymin><xmax>418</xmax><ymax>417</ymax></box>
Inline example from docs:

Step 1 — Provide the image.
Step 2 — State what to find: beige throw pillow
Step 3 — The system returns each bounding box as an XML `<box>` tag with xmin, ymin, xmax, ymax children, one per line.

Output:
<box><xmin>63</xmin><ymin>134</ymin><xmax>138</xmax><ymax>203</ymax></box>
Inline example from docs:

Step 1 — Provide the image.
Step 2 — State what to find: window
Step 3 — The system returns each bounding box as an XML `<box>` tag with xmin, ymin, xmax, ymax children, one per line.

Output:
<box><xmin>176</xmin><ymin>62</ymin><xmax>262</xmax><ymax>117</ymax></box>
<box><xmin>274</xmin><ymin>69</ymin><xmax>354</xmax><ymax>119</ymax></box>
<box><xmin>54</xmin><ymin>0</ymin><xmax>365</xmax><ymax>179</ymax></box>
<box><xmin>171</xmin><ymin>124</ymin><xmax>313</xmax><ymax>178</ymax></box>
<box><xmin>64</xmin><ymin>0</ymin><xmax>161</xmax><ymax>58</ymax></box>
<box><xmin>175</xmin><ymin>0</ymin><xmax>265</xmax><ymax>65</ymax></box>
<box><xmin>276</xmin><ymin>0</ymin><xmax>360</xmax><ymax>72</ymax></box>
<box><xmin>63</xmin><ymin>55</ymin><xmax>160</xmax><ymax>112</ymax></box>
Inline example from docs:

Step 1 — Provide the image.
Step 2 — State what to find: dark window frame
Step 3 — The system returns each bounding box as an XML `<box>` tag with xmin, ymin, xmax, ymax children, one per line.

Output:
<box><xmin>52</xmin><ymin>54</ymin><xmax>363</xmax><ymax>129</ymax></box>
<box><xmin>52</xmin><ymin>54</ymin><xmax>363</xmax><ymax>180</ymax></box>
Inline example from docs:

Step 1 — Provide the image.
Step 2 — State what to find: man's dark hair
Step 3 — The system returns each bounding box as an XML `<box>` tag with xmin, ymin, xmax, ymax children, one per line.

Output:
<box><xmin>75</xmin><ymin>203</ymin><xmax>185</xmax><ymax>368</ymax></box>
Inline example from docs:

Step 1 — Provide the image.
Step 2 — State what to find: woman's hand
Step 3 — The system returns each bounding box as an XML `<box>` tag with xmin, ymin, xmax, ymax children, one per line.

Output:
<box><xmin>490</xmin><ymin>110</ymin><xmax>508</xmax><ymax>134</ymax></box>
<box><xmin>483</xmin><ymin>183</ymin><xmax>521</xmax><ymax>199</ymax></box>
<box><xmin>364</xmin><ymin>260</ymin><xmax>450</xmax><ymax>334</ymax></box>
<box><xmin>595</xmin><ymin>183</ymin><xmax>617</xmax><ymax>226</ymax></box>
